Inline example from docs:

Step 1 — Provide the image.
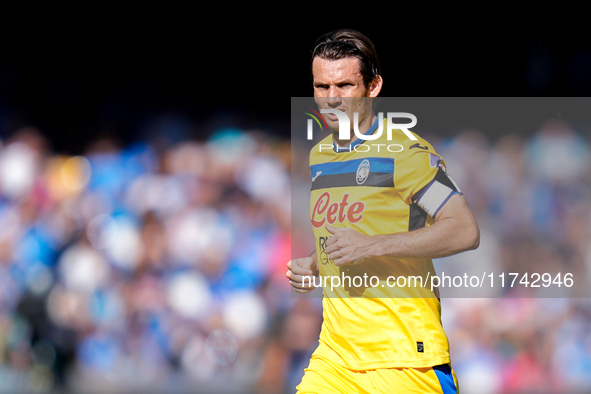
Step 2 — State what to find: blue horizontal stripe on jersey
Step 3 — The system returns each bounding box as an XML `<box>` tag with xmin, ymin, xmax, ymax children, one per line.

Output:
<box><xmin>310</xmin><ymin>157</ymin><xmax>394</xmax><ymax>179</ymax></box>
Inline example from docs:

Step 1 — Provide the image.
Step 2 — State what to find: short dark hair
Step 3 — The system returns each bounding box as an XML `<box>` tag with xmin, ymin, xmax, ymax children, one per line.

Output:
<box><xmin>311</xmin><ymin>28</ymin><xmax>381</xmax><ymax>88</ymax></box>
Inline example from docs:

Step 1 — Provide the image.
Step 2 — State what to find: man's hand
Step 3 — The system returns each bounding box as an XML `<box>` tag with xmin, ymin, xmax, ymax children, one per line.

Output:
<box><xmin>324</xmin><ymin>224</ymin><xmax>374</xmax><ymax>266</ymax></box>
<box><xmin>286</xmin><ymin>256</ymin><xmax>318</xmax><ymax>293</ymax></box>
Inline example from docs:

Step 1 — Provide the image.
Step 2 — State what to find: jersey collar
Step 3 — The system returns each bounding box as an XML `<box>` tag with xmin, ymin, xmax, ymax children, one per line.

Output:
<box><xmin>333</xmin><ymin>116</ymin><xmax>380</xmax><ymax>153</ymax></box>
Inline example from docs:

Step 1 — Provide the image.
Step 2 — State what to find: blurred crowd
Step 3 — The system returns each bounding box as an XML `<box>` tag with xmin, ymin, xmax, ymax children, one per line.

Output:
<box><xmin>1</xmin><ymin>115</ymin><xmax>591</xmax><ymax>394</ymax></box>
<box><xmin>425</xmin><ymin>118</ymin><xmax>591</xmax><ymax>394</ymax></box>
<box><xmin>0</xmin><ymin>124</ymin><xmax>306</xmax><ymax>393</ymax></box>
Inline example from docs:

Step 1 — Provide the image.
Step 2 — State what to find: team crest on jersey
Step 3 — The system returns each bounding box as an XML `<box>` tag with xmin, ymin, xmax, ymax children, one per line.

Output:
<box><xmin>356</xmin><ymin>159</ymin><xmax>370</xmax><ymax>185</ymax></box>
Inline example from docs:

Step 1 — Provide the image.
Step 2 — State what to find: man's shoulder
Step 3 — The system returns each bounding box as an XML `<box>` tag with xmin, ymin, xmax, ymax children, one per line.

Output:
<box><xmin>376</xmin><ymin>119</ymin><xmax>434</xmax><ymax>149</ymax></box>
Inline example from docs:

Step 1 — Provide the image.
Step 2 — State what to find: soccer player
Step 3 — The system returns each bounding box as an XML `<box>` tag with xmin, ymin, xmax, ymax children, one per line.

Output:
<box><xmin>287</xmin><ymin>29</ymin><xmax>480</xmax><ymax>393</ymax></box>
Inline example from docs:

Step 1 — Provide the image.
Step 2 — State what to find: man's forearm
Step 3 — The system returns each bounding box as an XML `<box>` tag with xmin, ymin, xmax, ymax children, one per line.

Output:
<box><xmin>373</xmin><ymin>195</ymin><xmax>479</xmax><ymax>259</ymax></box>
<box><xmin>371</xmin><ymin>214</ymin><xmax>479</xmax><ymax>260</ymax></box>
<box><xmin>325</xmin><ymin>194</ymin><xmax>480</xmax><ymax>266</ymax></box>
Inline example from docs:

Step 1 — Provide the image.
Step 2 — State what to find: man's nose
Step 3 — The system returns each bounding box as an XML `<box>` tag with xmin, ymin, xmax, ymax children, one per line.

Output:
<box><xmin>326</xmin><ymin>87</ymin><xmax>341</xmax><ymax>107</ymax></box>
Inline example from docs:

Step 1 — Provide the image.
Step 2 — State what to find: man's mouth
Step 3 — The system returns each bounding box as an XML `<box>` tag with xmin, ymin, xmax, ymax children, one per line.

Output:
<box><xmin>323</xmin><ymin>109</ymin><xmax>345</xmax><ymax>122</ymax></box>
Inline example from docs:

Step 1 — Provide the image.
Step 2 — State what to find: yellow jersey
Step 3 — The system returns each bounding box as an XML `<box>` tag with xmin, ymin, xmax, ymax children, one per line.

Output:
<box><xmin>309</xmin><ymin>117</ymin><xmax>458</xmax><ymax>370</ymax></box>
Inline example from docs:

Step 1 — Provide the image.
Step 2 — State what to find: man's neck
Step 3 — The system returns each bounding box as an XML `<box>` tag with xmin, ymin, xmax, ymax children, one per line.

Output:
<box><xmin>332</xmin><ymin>114</ymin><xmax>377</xmax><ymax>148</ymax></box>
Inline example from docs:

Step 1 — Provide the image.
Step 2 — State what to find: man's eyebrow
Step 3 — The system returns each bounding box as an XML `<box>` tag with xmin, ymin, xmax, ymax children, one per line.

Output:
<box><xmin>314</xmin><ymin>78</ymin><xmax>357</xmax><ymax>88</ymax></box>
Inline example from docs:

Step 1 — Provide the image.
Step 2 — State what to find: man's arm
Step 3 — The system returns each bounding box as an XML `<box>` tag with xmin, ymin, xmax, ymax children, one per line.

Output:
<box><xmin>324</xmin><ymin>193</ymin><xmax>479</xmax><ymax>266</ymax></box>
<box><xmin>286</xmin><ymin>250</ymin><xmax>319</xmax><ymax>293</ymax></box>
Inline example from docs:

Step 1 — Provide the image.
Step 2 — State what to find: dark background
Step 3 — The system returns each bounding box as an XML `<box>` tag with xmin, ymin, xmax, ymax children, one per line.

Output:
<box><xmin>1</xmin><ymin>23</ymin><xmax>590</xmax><ymax>153</ymax></box>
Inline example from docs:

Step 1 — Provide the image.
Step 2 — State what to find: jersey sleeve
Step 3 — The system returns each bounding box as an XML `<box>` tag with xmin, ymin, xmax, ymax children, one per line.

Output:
<box><xmin>394</xmin><ymin>135</ymin><xmax>461</xmax><ymax>219</ymax></box>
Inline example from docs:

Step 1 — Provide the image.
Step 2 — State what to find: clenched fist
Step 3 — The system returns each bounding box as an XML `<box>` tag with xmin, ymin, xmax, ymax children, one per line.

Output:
<box><xmin>286</xmin><ymin>255</ymin><xmax>318</xmax><ymax>294</ymax></box>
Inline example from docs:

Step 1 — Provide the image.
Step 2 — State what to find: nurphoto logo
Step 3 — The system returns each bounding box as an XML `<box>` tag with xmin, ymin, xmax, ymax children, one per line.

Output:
<box><xmin>304</xmin><ymin>110</ymin><xmax>418</xmax><ymax>142</ymax></box>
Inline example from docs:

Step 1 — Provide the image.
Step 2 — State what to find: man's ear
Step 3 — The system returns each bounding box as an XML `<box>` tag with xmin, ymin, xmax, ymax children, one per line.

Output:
<box><xmin>369</xmin><ymin>75</ymin><xmax>383</xmax><ymax>97</ymax></box>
